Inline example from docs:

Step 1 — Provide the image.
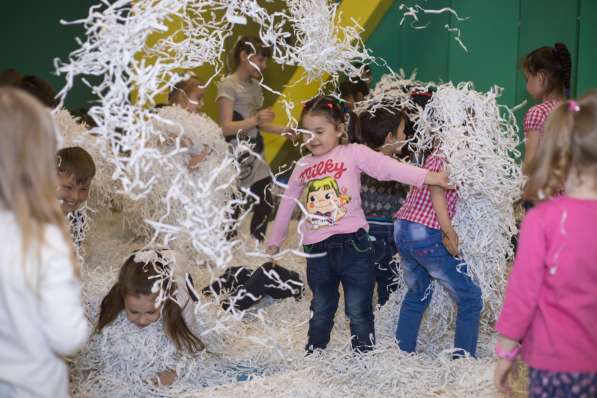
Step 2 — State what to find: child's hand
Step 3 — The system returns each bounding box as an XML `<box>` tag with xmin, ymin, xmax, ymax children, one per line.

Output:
<box><xmin>425</xmin><ymin>171</ymin><xmax>453</xmax><ymax>189</ymax></box>
<box><xmin>154</xmin><ymin>370</ymin><xmax>177</xmax><ymax>387</ymax></box>
<box><xmin>442</xmin><ymin>228</ymin><xmax>460</xmax><ymax>257</ymax></box>
<box><xmin>256</xmin><ymin>108</ymin><xmax>275</xmax><ymax>127</ymax></box>
<box><xmin>266</xmin><ymin>245</ymin><xmax>279</xmax><ymax>256</ymax></box>
<box><xmin>188</xmin><ymin>147</ymin><xmax>210</xmax><ymax>170</ymax></box>
<box><xmin>494</xmin><ymin>358</ymin><xmax>516</xmax><ymax>396</ymax></box>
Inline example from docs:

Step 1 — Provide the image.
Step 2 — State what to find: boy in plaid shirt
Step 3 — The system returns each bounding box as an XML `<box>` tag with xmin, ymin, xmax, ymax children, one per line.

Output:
<box><xmin>393</xmin><ymin>150</ymin><xmax>482</xmax><ymax>358</ymax></box>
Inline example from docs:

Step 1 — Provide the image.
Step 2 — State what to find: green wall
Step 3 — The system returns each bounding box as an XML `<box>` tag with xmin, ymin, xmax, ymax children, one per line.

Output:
<box><xmin>0</xmin><ymin>1</ymin><xmax>98</xmax><ymax>111</ymax></box>
<box><xmin>4</xmin><ymin>0</ymin><xmax>596</xmax><ymax>123</ymax></box>
<box><xmin>367</xmin><ymin>0</ymin><xmax>597</xmax><ymax>138</ymax></box>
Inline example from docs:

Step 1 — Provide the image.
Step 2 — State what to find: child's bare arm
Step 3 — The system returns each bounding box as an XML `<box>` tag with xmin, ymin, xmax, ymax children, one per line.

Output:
<box><xmin>430</xmin><ymin>185</ymin><xmax>459</xmax><ymax>257</ymax></box>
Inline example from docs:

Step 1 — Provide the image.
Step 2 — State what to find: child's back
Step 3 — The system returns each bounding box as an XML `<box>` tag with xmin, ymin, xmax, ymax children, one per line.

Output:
<box><xmin>0</xmin><ymin>87</ymin><xmax>88</xmax><ymax>397</ymax></box>
<box><xmin>0</xmin><ymin>214</ymin><xmax>88</xmax><ymax>397</ymax></box>
<box><xmin>497</xmin><ymin>195</ymin><xmax>597</xmax><ymax>370</ymax></box>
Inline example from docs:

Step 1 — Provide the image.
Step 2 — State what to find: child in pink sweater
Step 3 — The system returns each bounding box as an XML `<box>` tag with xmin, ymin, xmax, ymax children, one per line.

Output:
<box><xmin>494</xmin><ymin>93</ymin><xmax>597</xmax><ymax>397</ymax></box>
<box><xmin>266</xmin><ymin>96</ymin><xmax>449</xmax><ymax>353</ymax></box>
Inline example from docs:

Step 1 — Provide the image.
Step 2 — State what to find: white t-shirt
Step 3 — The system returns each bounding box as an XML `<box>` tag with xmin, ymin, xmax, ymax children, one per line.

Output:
<box><xmin>216</xmin><ymin>74</ymin><xmax>270</xmax><ymax>187</ymax></box>
<box><xmin>0</xmin><ymin>211</ymin><xmax>89</xmax><ymax>397</ymax></box>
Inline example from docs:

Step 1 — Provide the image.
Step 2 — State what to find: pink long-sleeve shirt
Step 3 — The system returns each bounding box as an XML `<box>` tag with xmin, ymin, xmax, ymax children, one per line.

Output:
<box><xmin>267</xmin><ymin>144</ymin><xmax>428</xmax><ymax>246</ymax></box>
<box><xmin>496</xmin><ymin>196</ymin><xmax>597</xmax><ymax>372</ymax></box>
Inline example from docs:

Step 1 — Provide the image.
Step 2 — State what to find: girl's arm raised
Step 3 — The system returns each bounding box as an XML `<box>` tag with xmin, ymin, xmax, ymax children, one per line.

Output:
<box><xmin>354</xmin><ymin>144</ymin><xmax>450</xmax><ymax>189</ymax></box>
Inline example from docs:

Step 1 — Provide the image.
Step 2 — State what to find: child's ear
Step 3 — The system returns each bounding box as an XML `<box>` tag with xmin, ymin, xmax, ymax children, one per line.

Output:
<box><xmin>239</xmin><ymin>50</ymin><xmax>248</xmax><ymax>63</ymax></box>
<box><xmin>385</xmin><ymin>131</ymin><xmax>393</xmax><ymax>143</ymax></box>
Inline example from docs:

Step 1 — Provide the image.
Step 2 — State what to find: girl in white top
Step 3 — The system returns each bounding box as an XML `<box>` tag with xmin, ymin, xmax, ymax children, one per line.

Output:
<box><xmin>0</xmin><ymin>88</ymin><xmax>89</xmax><ymax>397</ymax></box>
<box><xmin>217</xmin><ymin>36</ymin><xmax>291</xmax><ymax>241</ymax></box>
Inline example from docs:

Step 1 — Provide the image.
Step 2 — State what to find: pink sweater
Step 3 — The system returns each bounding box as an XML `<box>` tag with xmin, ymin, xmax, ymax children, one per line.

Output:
<box><xmin>496</xmin><ymin>196</ymin><xmax>597</xmax><ymax>372</ymax></box>
<box><xmin>267</xmin><ymin>144</ymin><xmax>428</xmax><ymax>246</ymax></box>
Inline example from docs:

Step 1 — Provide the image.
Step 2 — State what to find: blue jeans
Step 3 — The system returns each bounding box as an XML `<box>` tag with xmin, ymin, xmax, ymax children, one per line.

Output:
<box><xmin>393</xmin><ymin>220</ymin><xmax>482</xmax><ymax>357</ymax></box>
<box><xmin>369</xmin><ymin>222</ymin><xmax>399</xmax><ymax>306</ymax></box>
<box><xmin>304</xmin><ymin>228</ymin><xmax>376</xmax><ymax>352</ymax></box>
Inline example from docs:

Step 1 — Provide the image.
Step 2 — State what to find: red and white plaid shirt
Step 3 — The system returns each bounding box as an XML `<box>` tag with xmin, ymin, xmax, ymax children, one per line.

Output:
<box><xmin>394</xmin><ymin>153</ymin><xmax>458</xmax><ymax>230</ymax></box>
<box><xmin>523</xmin><ymin>100</ymin><xmax>560</xmax><ymax>136</ymax></box>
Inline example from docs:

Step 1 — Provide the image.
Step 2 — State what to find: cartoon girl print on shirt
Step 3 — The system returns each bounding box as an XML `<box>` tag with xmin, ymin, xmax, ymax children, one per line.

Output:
<box><xmin>306</xmin><ymin>176</ymin><xmax>351</xmax><ymax>229</ymax></box>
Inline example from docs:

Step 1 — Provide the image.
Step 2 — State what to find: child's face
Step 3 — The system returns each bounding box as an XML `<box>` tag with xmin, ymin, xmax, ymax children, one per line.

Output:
<box><xmin>385</xmin><ymin>119</ymin><xmax>407</xmax><ymax>152</ymax></box>
<box><xmin>302</xmin><ymin>114</ymin><xmax>342</xmax><ymax>156</ymax></box>
<box><xmin>341</xmin><ymin>94</ymin><xmax>355</xmax><ymax>111</ymax></box>
<box><xmin>524</xmin><ymin>70</ymin><xmax>545</xmax><ymax>100</ymax></box>
<box><xmin>124</xmin><ymin>293</ymin><xmax>161</xmax><ymax>328</ymax></box>
<box><xmin>57</xmin><ymin>172</ymin><xmax>91</xmax><ymax>214</ymax></box>
<box><xmin>244</xmin><ymin>52</ymin><xmax>268</xmax><ymax>79</ymax></box>
<box><xmin>180</xmin><ymin>86</ymin><xmax>204</xmax><ymax>113</ymax></box>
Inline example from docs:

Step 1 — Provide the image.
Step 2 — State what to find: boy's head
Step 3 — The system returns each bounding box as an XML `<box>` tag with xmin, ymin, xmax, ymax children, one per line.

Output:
<box><xmin>56</xmin><ymin>147</ymin><xmax>96</xmax><ymax>214</ymax></box>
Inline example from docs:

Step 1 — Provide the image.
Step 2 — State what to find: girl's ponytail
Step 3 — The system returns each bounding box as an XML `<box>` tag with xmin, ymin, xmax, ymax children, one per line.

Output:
<box><xmin>553</xmin><ymin>42</ymin><xmax>572</xmax><ymax>97</ymax></box>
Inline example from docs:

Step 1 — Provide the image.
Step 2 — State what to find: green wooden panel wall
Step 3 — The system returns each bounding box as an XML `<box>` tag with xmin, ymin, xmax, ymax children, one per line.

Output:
<box><xmin>0</xmin><ymin>1</ymin><xmax>98</xmax><ymax>111</ymax></box>
<box><xmin>368</xmin><ymin>0</ymin><xmax>596</xmax><ymax>158</ymax></box>
<box><xmin>447</xmin><ymin>0</ymin><xmax>520</xmax><ymax>107</ymax></box>
<box><xmin>577</xmin><ymin>0</ymin><xmax>597</xmax><ymax>95</ymax></box>
<box><xmin>515</xmin><ymin>0</ymin><xmax>580</xmax><ymax>123</ymax></box>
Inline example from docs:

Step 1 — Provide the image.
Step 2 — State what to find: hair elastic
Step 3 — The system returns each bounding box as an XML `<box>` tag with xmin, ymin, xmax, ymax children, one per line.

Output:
<box><xmin>568</xmin><ymin>100</ymin><xmax>580</xmax><ymax>112</ymax></box>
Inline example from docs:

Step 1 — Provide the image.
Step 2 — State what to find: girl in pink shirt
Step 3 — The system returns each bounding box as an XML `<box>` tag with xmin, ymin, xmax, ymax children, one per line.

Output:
<box><xmin>266</xmin><ymin>96</ymin><xmax>449</xmax><ymax>353</ymax></box>
<box><xmin>494</xmin><ymin>93</ymin><xmax>597</xmax><ymax>397</ymax></box>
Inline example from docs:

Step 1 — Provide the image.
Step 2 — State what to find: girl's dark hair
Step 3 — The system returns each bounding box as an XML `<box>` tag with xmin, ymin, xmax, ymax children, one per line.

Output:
<box><xmin>97</xmin><ymin>250</ymin><xmax>205</xmax><ymax>353</ymax></box>
<box><xmin>232</xmin><ymin>36</ymin><xmax>272</xmax><ymax>70</ymax></box>
<box><xmin>360</xmin><ymin>107</ymin><xmax>413</xmax><ymax>157</ymax></box>
<box><xmin>300</xmin><ymin>95</ymin><xmax>361</xmax><ymax>145</ymax></box>
<box><xmin>522</xmin><ymin>42</ymin><xmax>572</xmax><ymax>97</ymax></box>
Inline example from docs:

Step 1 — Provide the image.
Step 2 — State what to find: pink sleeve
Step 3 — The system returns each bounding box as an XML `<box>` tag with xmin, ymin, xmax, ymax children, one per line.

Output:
<box><xmin>524</xmin><ymin>106</ymin><xmax>545</xmax><ymax>133</ymax></box>
<box><xmin>495</xmin><ymin>210</ymin><xmax>547</xmax><ymax>340</ymax></box>
<box><xmin>353</xmin><ymin>144</ymin><xmax>428</xmax><ymax>188</ymax></box>
<box><xmin>266</xmin><ymin>164</ymin><xmax>305</xmax><ymax>247</ymax></box>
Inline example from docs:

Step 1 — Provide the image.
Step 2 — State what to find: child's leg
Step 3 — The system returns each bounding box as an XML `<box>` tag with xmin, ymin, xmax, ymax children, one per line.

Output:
<box><xmin>249</xmin><ymin>177</ymin><xmax>273</xmax><ymax>241</ymax></box>
<box><xmin>394</xmin><ymin>220</ymin><xmax>434</xmax><ymax>353</ymax></box>
<box><xmin>340</xmin><ymin>229</ymin><xmax>376</xmax><ymax>352</ymax></box>
<box><xmin>369</xmin><ymin>223</ymin><xmax>398</xmax><ymax>306</ymax></box>
<box><xmin>395</xmin><ymin>250</ymin><xmax>433</xmax><ymax>353</ymax></box>
<box><xmin>414</xmin><ymin>232</ymin><xmax>482</xmax><ymax>357</ymax></box>
<box><xmin>259</xmin><ymin>263</ymin><xmax>304</xmax><ymax>300</ymax></box>
<box><xmin>305</xmin><ymin>242</ymin><xmax>341</xmax><ymax>352</ymax></box>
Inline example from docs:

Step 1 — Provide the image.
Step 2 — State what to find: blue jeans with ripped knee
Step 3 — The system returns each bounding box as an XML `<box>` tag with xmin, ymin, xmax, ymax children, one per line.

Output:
<box><xmin>393</xmin><ymin>220</ymin><xmax>482</xmax><ymax>357</ymax></box>
<box><xmin>304</xmin><ymin>228</ymin><xmax>376</xmax><ymax>353</ymax></box>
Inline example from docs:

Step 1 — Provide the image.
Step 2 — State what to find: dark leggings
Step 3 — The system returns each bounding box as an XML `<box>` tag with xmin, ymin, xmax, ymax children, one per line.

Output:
<box><xmin>229</xmin><ymin>176</ymin><xmax>273</xmax><ymax>242</ymax></box>
<box><xmin>202</xmin><ymin>263</ymin><xmax>304</xmax><ymax>311</ymax></box>
<box><xmin>248</xmin><ymin>177</ymin><xmax>273</xmax><ymax>241</ymax></box>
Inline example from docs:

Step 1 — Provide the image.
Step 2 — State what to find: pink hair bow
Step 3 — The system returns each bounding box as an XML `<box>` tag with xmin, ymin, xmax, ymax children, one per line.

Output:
<box><xmin>568</xmin><ymin>100</ymin><xmax>580</xmax><ymax>112</ymax></box>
